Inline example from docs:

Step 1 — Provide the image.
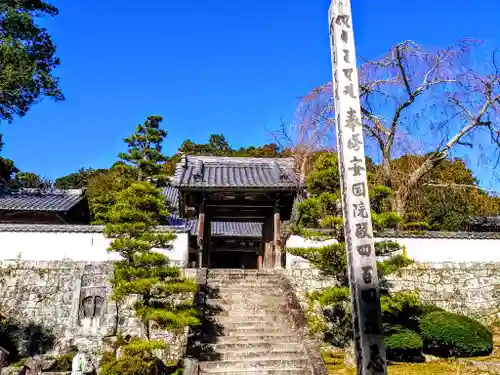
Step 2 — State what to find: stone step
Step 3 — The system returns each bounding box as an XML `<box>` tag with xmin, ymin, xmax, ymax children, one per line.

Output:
<box><xmin>214</xmin><ymin>333</ymin><xmax>300</xmax><ymax>344</ymax></box>
<box><xmin>205</xmin><ymin>298</ymin><xmax>288</xmax><ymax>310</ymax></box>
<box><xmin>199</xmin><ymin>358</ymin><xmax>309</xmax><ymax>372</ymax></box>
<box><xmin>206</xmin><ymin>342</ymin><xmax>304</xmax><ymax>352</ymax></box>
<box><xmin>207</xmin><ymin>283</ymin><xmax>282</xmax><ymax>289</ymax></box>
<box><xmin>207</xmin><ymin>276</ymin><xmax>280</xmax><ymax>284</ymax></box>
<box><xmin>208</xmin><ymin>295</ymin><xmax>289</xmax><ymax>303</ymax></box>
<box><xmin>207</xmin><ymin>274</ymin><xmax>281</xmax><ymax>279</ymax></box>
<box><xmin>207</xmin><ymin>275</ymin><xmax>280</xmax><ymax>280</ymax></box>
<box><xmin>210</xmin><ymin>289</ymin><xmax>287</xmax><ymax>297</ymax></box>
<box><xmin>208</xmin><ymin>269</ymin><xmax>277</xmax><ymax>273</ymax></box>
<box><xmin>207</xmin><ymin>348</ymin><xmax>305</xmax><ymax>361</ymax></box>
<box><xmin>213</xmin><ymin>309</ymin><xmax>288</xmax><ymax>318</ymax></box>
<box><xmin>217</xmin><ymin>321</ymin><xmax>292</xmax><ymax>330</ymax></box>
<box><xmin>212</xmin><ymin>314</ymin><xmax>290</xmax><ymax>324</ymax></box>
<box><xmin>206</xmin><ymin>312</ymin><xmax>289</xmax><ymax>322</ymax></box>
<box><xmin>221</xmin><ymin>327</ymin><xmax>291</xmax><ymax>336</ymax></box>
<box><xmin>200</xmin><ymin>370</ymin><xmax>311</xmax><ymax>375</ymax></box>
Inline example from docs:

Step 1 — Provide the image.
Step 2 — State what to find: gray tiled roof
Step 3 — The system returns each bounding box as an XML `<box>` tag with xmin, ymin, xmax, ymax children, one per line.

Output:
<box><xmin>185</xmin><ymin>219</ymin><xmax>262</xmax><ymax>238</ymax></box>
<box><xmin>468</xmin><ymin>216</ymin><xmax>500</xmax><ymax>228</ymax></box>
<box><xmin>0</xmin><ymin>224</ymin><xmax>191</xmax><ymax>233</ymax></box>
<box><xmin>379</xmin><ymin>230</ymin><xmax>500</xmax><ymax>239</ymax></box>
<box><xmin>173</xmin><ymin>155</ymin><xmax>302</xmax><ymax>189</ymax></box>
<box><xmin>163</xmin><ymin>184</ymin><xmax>304</xmax><ymax>238</ymax></box>
<box><xmin>0</xmin><ymin>189</ymin><xmax>85</xmax><ymax>212</ymax></box>
<box><xmin>163</xmin><ymin>185</ymin><xmax>179</xmax><ymax>210</ymax></box>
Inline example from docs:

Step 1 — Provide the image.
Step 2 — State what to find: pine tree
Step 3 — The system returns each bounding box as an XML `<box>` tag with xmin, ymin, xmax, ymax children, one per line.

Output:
<box><xmin>102</xmin><ymin>116</ymin><xmax>198</xmax><ymax>374</ymax></box>
<box><xmin>118</xmin><ymin>115</ymin><xmax>168</xmax><ymax>182</ymax></box>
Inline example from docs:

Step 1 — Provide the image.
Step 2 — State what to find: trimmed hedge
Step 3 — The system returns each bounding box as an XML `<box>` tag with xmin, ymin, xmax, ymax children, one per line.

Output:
<box><xmin>384</xmin><ymin>328</ymin><xmax>424</xmax><ymax>362</ymax></box>
<box><xmin>420</xmin><ymin>311</ymin><xmax>493</xmax><ymax>357</ymax></box>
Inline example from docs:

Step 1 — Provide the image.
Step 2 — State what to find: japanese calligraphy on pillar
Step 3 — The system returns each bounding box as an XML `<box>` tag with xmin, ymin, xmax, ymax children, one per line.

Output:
<box><xmin>328</xmin><ymin>1</ymin><xmax>387</xmax><ymax>374</ymax></box>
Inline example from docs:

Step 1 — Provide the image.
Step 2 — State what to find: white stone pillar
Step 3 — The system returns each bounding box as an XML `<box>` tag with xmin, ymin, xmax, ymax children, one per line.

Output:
<box><xmin>328</xmin><ymin>1</ymin><xmax>387</xmax><ymax>374</ymax></box>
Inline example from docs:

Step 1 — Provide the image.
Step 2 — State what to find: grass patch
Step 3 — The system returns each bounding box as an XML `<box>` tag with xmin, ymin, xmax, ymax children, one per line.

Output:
<box><xmin>323</xmin><ymin>352</ymin><xmax>488</xmax><ymax>375</ymax></box>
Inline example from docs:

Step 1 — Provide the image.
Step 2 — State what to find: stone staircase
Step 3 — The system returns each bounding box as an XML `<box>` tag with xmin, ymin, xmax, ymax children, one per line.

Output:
<box><xmin>196</xmin><ymin>269</ymin><xmax>315</xmax><ymax>375</ymax></box>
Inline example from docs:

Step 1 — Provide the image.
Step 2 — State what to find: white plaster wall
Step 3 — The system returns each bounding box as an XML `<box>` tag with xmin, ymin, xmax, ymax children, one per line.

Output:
<box><xmin>285</xmin><ymin>235</ymin><xmax>500</xmax><ymax>265</ymax></box>
<box><xmin>0</xmin><ymin>231</ymin><xmax>189</xmax><ymax>266</ymax></box>
<box><xmin>285</xmin><ymin>235</ymin><xmax>339</xmax><ymax>269</ymax></box>
<box><xmin>378</xmin><ymin>237</ymin><xmax>500</xmax><ymax>263</ymax></box>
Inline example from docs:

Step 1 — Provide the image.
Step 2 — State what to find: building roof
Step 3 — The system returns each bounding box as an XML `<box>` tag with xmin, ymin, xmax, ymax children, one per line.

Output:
<box><xmin>468</xmin><ymin>216</ymin><xmax>500</xmax><ymax>229</ymax></box>
<box><xmin>0</xmin><ymin>188</ymin><xmax>86</xmax><ymax>212</ymax></box>
<box><xmin>0</xmin><ymin>224</ymin><xmax>191</xmax><ymax>233</ymax></box>
<box><xmin>163</xmin><ymin>184</ymin><xmax>303</xmax><ymax>238</ymax></box>
<box><xmin>173</xmin><ymin>155</ymin><xmax>302</xmax><ymax>189</ymax></box>
<box><xmin>163</xmin><ymin>185</ymin><xmax>180</xmax><ymax>210</ymax></box>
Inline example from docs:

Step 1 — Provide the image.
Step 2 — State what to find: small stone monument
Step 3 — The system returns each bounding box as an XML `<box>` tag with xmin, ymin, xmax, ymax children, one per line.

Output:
<box><xmin>71</xmin><ymin>351</ymin><xmax>88</xmax><ymax>375</ymax></box>
<box><xmin>0</xmin><ymin>346</ymin><xmax>9</xmax><ymax>371</ymax></box>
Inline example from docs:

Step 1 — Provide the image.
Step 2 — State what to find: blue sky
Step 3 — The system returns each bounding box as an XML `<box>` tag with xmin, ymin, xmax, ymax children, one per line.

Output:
<box><xmin>2</xmin><ymin>0</ymin><xmax>500</xmax><ymax>186</ymax></box>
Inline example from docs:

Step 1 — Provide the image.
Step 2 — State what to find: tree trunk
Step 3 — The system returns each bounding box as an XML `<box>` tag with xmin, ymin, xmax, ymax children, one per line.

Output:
<box><xmin>394</xmin><ymin>155</ymin><xmax>444</xmax><ymax>219</ymax></box>
<box><xmin>381</xmin><ymin>148</ymin><xmax>392</xmax><ymax>188</ymax></box>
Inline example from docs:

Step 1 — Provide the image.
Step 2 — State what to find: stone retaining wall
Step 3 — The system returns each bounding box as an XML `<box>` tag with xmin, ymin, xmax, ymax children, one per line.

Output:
<box><xmin>0</xmin><ymin>261</ymin><xmax>198</xmax><ymax>364</ymax></box>
<box><xmin>283</xmin><ymin>263</ymin><xmax>500</xmax><ymax>323</ymax></box>
<box><xmin>386</xmin><ymin>262</ymin><xmax>500</xmax><ymax>322</ymax></box>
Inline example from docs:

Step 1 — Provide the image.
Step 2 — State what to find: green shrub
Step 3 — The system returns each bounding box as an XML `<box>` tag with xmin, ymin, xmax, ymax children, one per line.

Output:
<box><xmin>420</xmin><ymin>311</ymin><xmax>493</xmax><ymax>357</ymax></box>
<box><xmin>384</xmin><ymin>328</ymin><xmax>424</xmax><ymax>362</ymax></box>
<box><xmin>311</xmin><ymin>287</ymin><xmax>350</xmax><ymax>307</ymax></box>
<box><xmin>99</xmin><ymin>338</ymin><xmax>181</xmax><ymax>375</ymax></box>
<box><xmin>402</xmin><ymin>221</ymin><xmax>431</xmax><ymax>231</ymax></box>
<box><xmin>49</xmin><ymin>352</ymin><xmax>76</xmax><ymax>371</ymax></box>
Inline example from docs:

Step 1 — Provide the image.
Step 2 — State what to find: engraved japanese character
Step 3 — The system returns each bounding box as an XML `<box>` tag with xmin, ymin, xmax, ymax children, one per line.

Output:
<box><xmin>361</xmin><ymin>287</ymin><xmax>377</xmax><ymax>304</ymax></box>
<box><xmin>349</xmin><ymin>156</ymin><xmax>365</xmax><ymax>176</ymax></box>
<box><xmin>352</xmin><ymin>182</ymin><xmax>366</xmax><ymax>197</ymax></box>
<box><xmin>336</xmin><ymin>14</ymin><xmax>351</xmax><ymax>28</ymax></box>
<box><xmin>364</xmin><ymin>310</ymin><xmax>383</xmax><ymax>335</ymax></box>
<box><xmin>343</xmin><ymin>49</ymin><xmax>350</xmax><ymax>63</ymax></box>
<box><xmin>367</xmin><ymin>344</ymin><xmax>386</xmax><ymax>373</ymax></box>
<box><xmin>355</xmin><ymin>222</ymin><xmax>372</xmax><ymax>239</ymax></box>
<box><xmin>357</xmin><ymin>244</ymin><xmax>372</xmax><ymax>257</ymax></box>
<box><xmin>353</xmin><ymin>201</ymin><xmax>369</xmax><ymax>218</ymax></box>
<box><xmin>343</xmin><ymin>83</ymin><xmax>356</xmax><ymax>98</ymax></box>
<box><xmin>343</xmin><ymin>68</ymin><xmax>353</xmax><ymax>81</ymax></box>
<box><xmin>348</xmin><ymin>134</ymin><xmax>362</xmax><ymax>151</ymax></box>
<box><xmin>361</xmin><ymin>266</ymin><xmax>373</xmax><ymax>284</ymax></box>
<box><xmin>341</xmin><ymin>30</ymin><xmax>348</xmax><ymax>43</ymax></box>
<box><xmin>329</xmin><ymin>19</ymin><xmax>335</xmax><ymax>39</ymax></box>
<box><xmin>345</xmin><ymin>107</ymin><xmax>361</xmax><ymax>131</ymax></box>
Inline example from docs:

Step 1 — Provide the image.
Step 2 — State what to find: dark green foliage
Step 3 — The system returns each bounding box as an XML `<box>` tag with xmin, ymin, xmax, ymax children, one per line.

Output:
<box><xmin>177</xmin><ymin>134</ymin><xmax>287</xmax><ymax>159</ymax></box>
<box><xmin>402</xmin><ymin>221</ymin><xmax>431</xmax><ymax>231</ymax></box>
<box><xmin>105</xmin><ymin>181</ymin><xmax>198</xmax><ymax>332</ymax></box>
<box><xmin>0</xmin><ymin>0</ymin><xmax>64</xmax><ymax>122</ymax></box>
<box><xmin>102</xmin><ymin>119</ymin><xmax>198</xmax><ymax>373</ymax></box>
<box><xmin>311</xmin><ymin>287</ymin><xmax>350</xmax><ymax>307</ymax></box>
<box><xmin>0</xmin><ymin>156</ymin><xmax>18</xmax><ymax>185</ymax></box>
<box><xmin>295</xmin><ymin>152</ymin><xmax>402</xmax><ymax>231</ymax></box>
<box><xmin>100</xmin><ymin>338</ymin><xmax>181</xmax><ymax>375</ymax></box>
<box><xmin>87</xmin><ymin>163</ymin><xmax>137</xmax><ymax>224</ymax></box>
<box><xmin>49</xmin><ymin>351</ymin><xmax>77</xmax><ymax>371</ymax></box>
<box><xmin>384</xmin><ymin>328</ymin><xmax>424</xmax><ymax>362</ymax></box>
<box><xmin>10</xmin><ymin>172</ymin><xmax>42</xmax><ymax>188</ymax></box>
<box><xmin>306</xmin><ymin>153</ymin><xmax>340</xmax><ymax>195</ymax></box>
<box><xmin>375</xmin><ymin>240</ymin><xmax>403</xmax><ymax>256</ymax></box>
<box><xmin>119</xmin><ymin>116</ymin><xmax>168</xmax><ymax>182</ymax></box>
<box><xmin>380</xmin><ymin>292</ymin><xmax>423</xmax><ymax>331</ymax></box>
<box><xmin>420</xmin><ymin>311</ymin><xmax>493</xmax><ymax>357</ymax></box>
<box><xmin>287</xmin><ymin>244</ymin><xmax>347</xmax><ymax>284</ymax></box>
<box><xmin>55</xmin><ymin>168</ymin><xmax>107</xmax><ymax>189</ymax></box>
<box><xmin>0</xmin><ymin>314</ymin><xmax>55</xmax><ymax>363</ymax></box>
<box><xmin>372</xmin><ymin>211</ymin><xmax>402</xmax><ymax>231</ymax></box>
<box><xmin>377</xmin><ymin>255</ymin><xmax>414</xmax><ymax>279</ymax></box>
<box><xmin>287</xmin><ymin>239</ymin><xmax>419</xmax><ymax>350</ymax></box>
